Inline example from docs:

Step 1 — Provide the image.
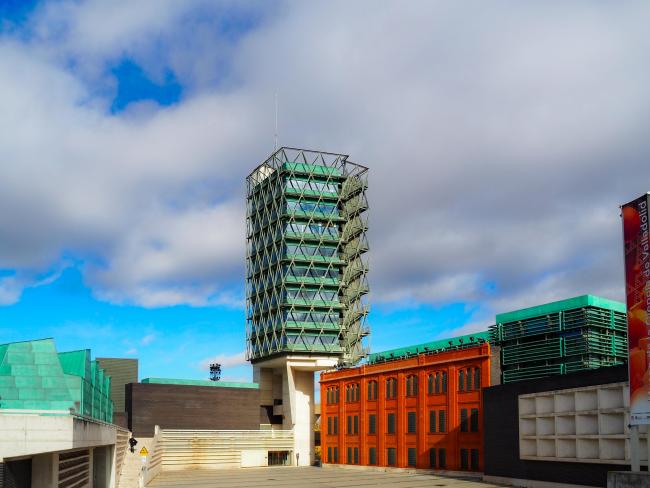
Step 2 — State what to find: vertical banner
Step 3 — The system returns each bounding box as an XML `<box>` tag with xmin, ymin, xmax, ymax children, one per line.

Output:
<box><xmin>622</xmin><ymin>193</ymin><xmax>650</xmax><ymax>425</ymax></box>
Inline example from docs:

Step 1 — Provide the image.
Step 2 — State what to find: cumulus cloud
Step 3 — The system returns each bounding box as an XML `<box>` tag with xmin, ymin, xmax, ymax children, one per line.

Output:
<box><xmin>1</xmin><ymin>0</ymin><xmax>650</xmax><ymax>319</ymax></box>
<box><xmin>198</xmin><ymin>351</ymin><xmax>247</xmax><ymax>371</ymax></box>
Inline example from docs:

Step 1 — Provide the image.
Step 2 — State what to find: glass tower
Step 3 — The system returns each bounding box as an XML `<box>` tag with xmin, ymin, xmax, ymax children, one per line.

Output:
<box><xmin>246</xmin><ymin>147</ymin><xmax>370</xmax><ymax>366</ymax></box>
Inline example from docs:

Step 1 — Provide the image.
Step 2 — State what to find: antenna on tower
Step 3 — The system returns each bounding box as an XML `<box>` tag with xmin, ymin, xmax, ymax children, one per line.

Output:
<box><xmin>274</xmin><ymin>92</ymin><xmax>279</xmax><ymax>151</ymax></box>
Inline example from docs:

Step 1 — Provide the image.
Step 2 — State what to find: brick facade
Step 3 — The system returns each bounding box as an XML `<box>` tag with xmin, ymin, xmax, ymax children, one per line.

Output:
<box><xmin>320</xmin><ymin>343</ymin><xmax>490</xmax><ymax>471</ymax></box>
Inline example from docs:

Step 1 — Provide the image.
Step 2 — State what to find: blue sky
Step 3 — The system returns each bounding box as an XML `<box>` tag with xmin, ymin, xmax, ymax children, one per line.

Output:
<box><xmin>2</xmin><ymin>1</ymin><xmax>649</xmax><ymax>382</ymax></box>
<box><xmin>0</xmin><ymin>265</ymin><xmax>475</xmax><ymax>381</ymax></box>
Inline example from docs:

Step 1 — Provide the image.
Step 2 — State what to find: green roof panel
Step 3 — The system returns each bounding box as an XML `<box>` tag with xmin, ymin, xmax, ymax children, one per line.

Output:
<box><xmin>496</xmin><ymin>295</ymin><xmax>626</xmax><ymax>324</ymax></box>
<box><xmin>367</xmin><ymin>331</ymin><xmax>491</xmax><ymax>364</ymax></box>
<box><xmin>141</xmin><ymin>377</ymin><xmax>259</xmax><ymax>389</ymax></box>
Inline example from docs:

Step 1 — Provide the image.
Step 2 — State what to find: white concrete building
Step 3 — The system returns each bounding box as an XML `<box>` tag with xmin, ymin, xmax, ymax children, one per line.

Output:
<box><xmin>0</xmin><ymin>411</ymin><xmax>128</xmax><ymax>488</ymax></box>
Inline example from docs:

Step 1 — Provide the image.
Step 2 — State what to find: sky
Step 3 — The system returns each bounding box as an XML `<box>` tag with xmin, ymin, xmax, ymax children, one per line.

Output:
<box><xmin>1</xmin><ymin>0</ymin><xmax>650</xmax><ymax>382</ymax></box>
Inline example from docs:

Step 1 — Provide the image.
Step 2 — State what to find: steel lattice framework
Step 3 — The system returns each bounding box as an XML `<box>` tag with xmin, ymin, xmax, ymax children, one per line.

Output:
<box><xmin>246</xmin><ymin>147</ymin><xmax>370</xmax><ymax>366</ymax></box>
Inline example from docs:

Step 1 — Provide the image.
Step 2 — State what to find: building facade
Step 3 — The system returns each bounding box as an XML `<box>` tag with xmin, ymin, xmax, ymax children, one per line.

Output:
<box><xmin>483</xmin><ymin>364</ymin><xmax>642</xmax><ymax>487</ymax></box>
<box><xmin>489</xmin><ymin>295</ymin><xmax>627</xmax><ymax>384</ymax></box>
<box><xmin>245</xmin><ymin>147</ymin><xmax>370</xmax><ymax>465</ymax></box>
<box><xmin>320</xmin><ymin>342</ymin><xmax>490</xmax><ymax>472</ymax></box>
<box><xmin>1</xmin><ymin>339</ymin><xmax>125</xmax><ymax>487</ymax></box>
<box><xmin>246</xmin><ymin>147</ymin><xmax>370</xmax><ymax>365</ymax></box>
<box><xmin>126</xmin><ymin>378</ymin><xmax>262</xmax><ymax>437</ymax></box>
<box><xmin>0</xmin><ymin>338</ymin><xmax>113</xmax><ymax>422</ymax></box>
<box><xmin>97</xmin><ymin>357</ymin><xmax>138</xmax><ymax>427</ymax></box>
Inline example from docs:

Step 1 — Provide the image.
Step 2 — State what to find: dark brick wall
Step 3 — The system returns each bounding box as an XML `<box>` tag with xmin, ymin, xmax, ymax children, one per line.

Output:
<box><xmin>483</xmin><ymin>365</ymin><xmax>631</xmax><ymax>487</ymax></box>
<box><xmin>126</xmin><ymin>383</ymin><xmax>261</xmax><ymax>437</ymax></box>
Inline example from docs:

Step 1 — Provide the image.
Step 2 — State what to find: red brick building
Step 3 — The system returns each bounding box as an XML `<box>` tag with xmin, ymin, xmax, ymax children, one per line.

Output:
<box><xmin>320</xmin><ymin>343</ymin><xmax>490</xmax><ymax>471</ymax></box>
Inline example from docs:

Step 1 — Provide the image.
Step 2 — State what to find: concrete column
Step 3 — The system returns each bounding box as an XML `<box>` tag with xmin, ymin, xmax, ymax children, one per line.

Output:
<box><xmin>256</xmin><ymin>356</ymin><xmax>337</xmax><ymax>467</ymax></box>
<box><xmin>31</xmin><ymin>453</ymin><xmax>56</xmax><ymax>488</ymax></box>
<box><xmin>88</xmin><ymin>448</ymin><xmax>94</xmax><ymax>488</ymax></box>
<box><xmin>284</xmin><ymin>367</ymin><xmax>315</xmax><ymax>466</ymax></box>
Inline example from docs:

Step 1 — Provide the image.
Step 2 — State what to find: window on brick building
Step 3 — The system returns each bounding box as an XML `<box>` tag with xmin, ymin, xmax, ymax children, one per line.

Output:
<box><xmin>354</xmin><ymin>415</ymin><xmax>359</xmax><ymax>434</ymax></box>
<box><xmin>438</xmin><ymin>448</ymin><xmax>446</xmax><ymax>468</ymax></box>
<box><xmin>387</xmin><ymin>413</ymin><xmax>396</xmax><ymax>434</ymax></box>
<box><xmin>327</xmin><ymin>386</ymin><xmax>339</xmax><ymax>404</ymax></box>
<box><xmin>429</xmin><ymin>448</ymin><xmax>437</xmax><ymax>468</ymax></box>
<box><xmin>334</xmin><ymin>447</ymin><xmax>339</xmax><ymax>463</ymax></box>
<box><xmin>471</xmin><ymin>449</ymin><xmax>479</xmax><ymax>470</ymax></box>
<box><xmin>429</xmin><ymin>371</ymin><xmax>447</xmax><ymax>394</ymax></box>
<box><xmin>460</xmin><ymin>448</ymin><xmax>468</xmax><ymax>470</ymax></box>
<box><xmin>386</xmin><ymin>378</ymin><xmax>397</xmax><ymax>399</ymax></box>
<box><xmin>367</xmin><ymin>380</ymin><xmax>377</xmax><ymax>400</ymax></box>
<box><xmin>407</xmin><ymin>411</ymin><xmax>416</xmax><ymax>433</ymax></box>
<box><xmin>474</xmin><ymin>368</ymin><xmax>481</xmax><ymax>389</ymax></box>
<box><xmin>429</xmin><ymin>410</ymin><xmax>436</xmax><ymax>433</ymax></box>
<box><xmin>459</xmin><ymin>370</ymin><xmax>465</xmax><ymax>392</ymax></box>
<box><xmin>354</xmin><ymin>447</ymin><xmax>359</xmax><ymax>465</ymax></box>
<box><xmin>347</xmin><ymin>447</ymin><xmax>352</xmax><ymax>465</ymax></box>
<box><xmin>368</xmin><ymin>414</ymin><xmax>376</xmax><ymax>434</ymax></box>
<box><xmin>369</xmin><ymin>447</ymin><xmax>376</xmax><ymax>465</ymax></box>
<box><xmin>470</xmin><ymin>408</ymin><xmax>479</xmax><ymax>432</ymax></box>
<box><xmin>460</xmin><ymin>409</ymin><xmax>468</xmax><ymax>432</ymax></box>
<box><xmin>346</xmin><ymin>383</ymin><xmax>360</xmax><ymax>402</ymax></box>
<box><xmin>387</xmin><ymin>448</ymin><xmax>396</xmax><ymax>466</ymax></box>
<box><xmin>406</xmin><ymin>374</ymin><xmax>418</xmax><ymax>397</ymax></box>
<box><xmin>439</xmin><ymin>410</ymin><xmax>446</xmax><ymax>432</ymax></box>
<box><xmin>408</xmin><ymin>448</ymin><xmax>416</xmax><ymax>467</ymax></box>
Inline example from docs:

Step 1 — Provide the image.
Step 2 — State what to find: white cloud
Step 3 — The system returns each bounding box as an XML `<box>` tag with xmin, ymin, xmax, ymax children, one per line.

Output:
<box><xmin>0</xmin><ymin>265</ymin><xmax>69</xmax><ymax>305</ymax></box>
<box><xmin>1</xmin><ymin>0</ymin><xmax>649</xmax><ymax>316</ymax></box>
<box><xmin>140</xmin><ymin>333</ymin><xmax>156</xmax><ymax>346</ymax></box>
<box><xmin>198</xmin><ymin>351</ymin><xmax>247</xmax><ymax>370</ymax></box>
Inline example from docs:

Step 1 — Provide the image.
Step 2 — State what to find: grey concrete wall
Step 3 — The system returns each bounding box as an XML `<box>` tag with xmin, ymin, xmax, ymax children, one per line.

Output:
<box><xmin>607</xmin><ymin>471</ymin><xmax>650</xmax><ymax>488</ymax></box>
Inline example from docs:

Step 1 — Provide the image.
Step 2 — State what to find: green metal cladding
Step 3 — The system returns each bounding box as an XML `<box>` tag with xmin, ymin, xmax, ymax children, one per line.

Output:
<box><xmin>490</xmin><ymin>295</ymin><xmax>628</xmax><ymax>383</ymax></box>
<box><xmin>246</xmin><ymin>147</ymin><xmax>370</xmax><ymax>366</ymax></box>
<box><xmin>0</xmin><ymin>338</ymin><xmax>113</xmax><ymax>422</ymax></box>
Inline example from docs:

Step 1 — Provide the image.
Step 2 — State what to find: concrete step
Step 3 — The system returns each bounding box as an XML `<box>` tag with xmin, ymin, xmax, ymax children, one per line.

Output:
<box><xmin>118</xmin><ymin>437</ymin><xmax>154</xmax><ymax>488</ymax></box>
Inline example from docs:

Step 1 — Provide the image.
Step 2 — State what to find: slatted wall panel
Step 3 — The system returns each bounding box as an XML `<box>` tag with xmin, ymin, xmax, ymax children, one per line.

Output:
<box><xmin>58</xmin><ymin>450</ymin><xmax>89</xmax><ymax>488</ymax></box>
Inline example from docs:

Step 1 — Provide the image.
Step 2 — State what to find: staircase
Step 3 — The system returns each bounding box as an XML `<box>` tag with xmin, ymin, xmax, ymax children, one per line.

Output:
<box><xmin>157</xmin><ymin>429</ymin><xmax>294</xmax><ymax>471</ymax></box>
<box><xmin>118</xmin><ymin>437</ymin><xmax>153</xmax><ymax>488</ymax></box>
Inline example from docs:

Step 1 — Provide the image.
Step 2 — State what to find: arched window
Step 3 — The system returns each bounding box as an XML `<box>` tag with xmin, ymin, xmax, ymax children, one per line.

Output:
<box><xmin>406</xmin><ymin>374</ymin><xmax>418</xmax><ymax>397</ymax></box>
<box><xmin>427</xmin><ymin>373</ymin><xmax>434</xmax><ymax>395</ymax></box>
<box><xmin>386</xmin><ymin>378</ymin><xmax>397</xmax><ymax>399</ymax></box>
<box><xmin>327</xmin><ymin>386</ymin><xmax>339</xmax><ymax>404</ymax></box>
<box><xmin>367</xmin><ymin>380</ymin><xmax>378</xmax><ymax>401</ymax></box>
<box><xmin>466</xmin><ymin>368</ymin><xmax>473</xmax><ymax>391</ymax></box>
<box><xmin>459</xmin><ymin>370</ymin><xmax>465</xmax><ymax>392</ymax></box>
<box><xmin>474</xmin><ymin>368</ymin><xmax>481</xmax><ymax>389</ymax></box>
<box><xmin>442</xmin><ymin>371</ymin><xmax>447</xmax><ymax>393</ymax></box>
<box><xmin>346</xmin><ymin>383</ymin><xmax>360</xmax><ymax>402</ymax></box>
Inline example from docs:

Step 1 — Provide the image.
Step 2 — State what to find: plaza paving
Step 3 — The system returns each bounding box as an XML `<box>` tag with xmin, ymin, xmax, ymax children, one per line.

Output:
<box><xmin>148</xmin><ymin>466</ymin><xmax>505</xmax><ymax>488</ymax></box>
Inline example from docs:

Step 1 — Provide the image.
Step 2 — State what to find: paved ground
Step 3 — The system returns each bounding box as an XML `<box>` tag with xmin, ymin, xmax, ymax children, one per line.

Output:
<box><xmin>148</xmin><ymin>466</ymin><xmax>505</xmax><ymax>488</ymax></box>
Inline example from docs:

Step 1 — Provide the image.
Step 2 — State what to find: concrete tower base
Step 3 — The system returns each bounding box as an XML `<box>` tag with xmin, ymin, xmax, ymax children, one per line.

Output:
<box><xmin>254</xmin><ymin>356</ymin><xmax>337</xmax><ymax>466</ymax></box>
